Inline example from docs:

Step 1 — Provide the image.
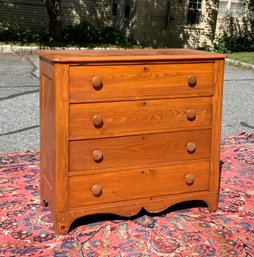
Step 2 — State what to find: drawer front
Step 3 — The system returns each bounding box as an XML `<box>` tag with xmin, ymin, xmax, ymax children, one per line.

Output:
<box><xmin>69</xmin><ymin>161</ymin><xmax>210</xmax><ymax>208</ymax></box>
<box><xmin>69</xmin><ymin>63</ymin><xmax>214</xmax><ymax>102</ymax></box>
<box><xmin>69</xmin><ymin>129</ymin><xmax>211</xmax><ymax>172</ymax></box>
<box><xmin>70</xmin><ymin>97</ymin><xmax>212</xmax><ymax>139</ymax></box>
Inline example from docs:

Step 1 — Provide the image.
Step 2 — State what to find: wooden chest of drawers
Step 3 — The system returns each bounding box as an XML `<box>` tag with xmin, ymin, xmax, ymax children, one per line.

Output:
<box><xmin>39</xmin><ymin>49</ymin><xmax>225</xmax><ymax>234</ymax></box>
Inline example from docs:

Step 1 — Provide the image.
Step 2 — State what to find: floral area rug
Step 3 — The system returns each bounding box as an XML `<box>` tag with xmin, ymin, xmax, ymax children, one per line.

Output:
<box><xmin>0</xmin><ymin>132</ymin><xmax>254</xmax><ymax>257</ymax></box>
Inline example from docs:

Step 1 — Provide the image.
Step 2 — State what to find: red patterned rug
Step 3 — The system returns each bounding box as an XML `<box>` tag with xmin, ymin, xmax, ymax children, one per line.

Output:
<box><xmin>0</xmin><ymin>132</ymin><xmax>254</xmax><ymax>257</ymax></box>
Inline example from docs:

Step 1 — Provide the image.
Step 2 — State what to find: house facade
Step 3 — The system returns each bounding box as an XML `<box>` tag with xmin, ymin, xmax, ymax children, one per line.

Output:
<box><xmin>0</xmin><ymin>0</ymin><xmax>253</xmax><ymax>48</ymax></box>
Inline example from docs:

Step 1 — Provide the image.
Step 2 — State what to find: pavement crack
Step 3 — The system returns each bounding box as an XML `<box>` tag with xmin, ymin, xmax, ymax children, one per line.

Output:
<box><xmin>0</xmin><ymin>89</ymin><xmax>39</xmax><ymax>101</ymax></box>
<box><xmin>28</xmin><ymin>57</ymin><xmax>39</xmax><ymax>79</ymax></box>
<box><xmin>0</xmin><ymin>85</ymin><xmax>39</xmax><ymax>88</ymax></box>
<box><xmin>0</xmin><ymin>125</ymin><xmax>39</xmax><ymax>136</ymax></box>
<box><xmin>224</xmin><ymin>79</ymin><xmax>254</xmax><ymax>82</ymax></box>
<box><xmin>240</xmin><ymin>122</ymin><xmax>254</xmax><ymax>129</ymax></box>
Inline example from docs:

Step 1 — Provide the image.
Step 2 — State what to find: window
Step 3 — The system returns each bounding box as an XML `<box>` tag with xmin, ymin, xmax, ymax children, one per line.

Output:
<box><xmin>187</xmin><ymin>0</ymin><xmax>202</xmax><ymax>24</ymax></box>
<box><xmin>124</xmin><ymin>0</ymin><xmax>131</xmax><ymax>19</ymax></box>
<box><xmin>112</xmin><ymin>0</ymin><xmax>118</xmax><ymax>16</ymax></box>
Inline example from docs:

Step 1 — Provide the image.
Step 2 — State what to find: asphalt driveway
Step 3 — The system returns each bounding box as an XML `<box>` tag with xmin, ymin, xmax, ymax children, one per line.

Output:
<box><xmin>0</xmin><ymin>54</ymin><xmax>253</xmax><ymax>152</ymax></box>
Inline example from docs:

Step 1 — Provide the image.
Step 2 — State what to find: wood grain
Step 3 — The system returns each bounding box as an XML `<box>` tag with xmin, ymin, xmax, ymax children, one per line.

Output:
<box><xmin>209</xmin><ymin>60</ymin><xmax>224</xmax><ymax>194</ymax></box>
<box><xmin>37</xmin><ymin>48</ymin><xmax>225</xmax><ymax>63</ymax></box>
<box><xmin>69</xmin><ymin>129</ymin><xmax>211</xmax><ymax>172</ymax></box>
<box><xmin>69</xmin><ymin>161</ymin><xmax>210</xmax><ymax>208</ymax></box>
<box><xmin>69</xmin><ymin>63</ymin><xmax>214</xmax><ymax>102</ymax></box>
<box><xmin>54</xmin><ymin>64</ymin><xmax>70</xmax><ymax>213</ymax></box>
<box><xmin>54</xmin><ymin>190</ymin><xmax>218</xmax><ymax>234</ymax></box>
<box><xmin>40</xmin><ymin>64</ymin><xmax>56</xmax><ymax>211</ymax></box>
<box><xmin>39</xmin><ymin>49</ymin><xmax>225</xmax><ymax>234</ymax></box>
<box><xmin>70</xmin><ymin>97</ymin><xmax>212</xmax><ymax>139</ymax></box>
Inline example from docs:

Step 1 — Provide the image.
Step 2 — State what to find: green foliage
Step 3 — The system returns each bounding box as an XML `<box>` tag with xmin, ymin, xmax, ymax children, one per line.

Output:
<box><xmin>227</xmin><ymin>52</ymin><xmax>254</xmax><ymax>65</ymax></box>
<box><xmin>0</xmin><ymin>22</ymin><xmax>136</xmax><ymax>47</ymax></box>
<box><xmin>0</xmin><ymin>23</ymin><xmax>48</xmax><ymax>45</ymax></box>
<box><xmin>250</xmin><ymin>0</ymin><xmax>254</xmax><ymax>10</ymax></box>
<box><xmin>63</xmin><ymin>22</ymin><xmax>98</xmax><ymax>44</ymax></box>
<box><xmin>63</xmin><ymin>21</ymin><xmax>135</xmax><ymax>47</ymax></box>
<box><xmin>205</xmin><ymin>34</ymin><xmax>254</xmax><ymax>53</ymax></box>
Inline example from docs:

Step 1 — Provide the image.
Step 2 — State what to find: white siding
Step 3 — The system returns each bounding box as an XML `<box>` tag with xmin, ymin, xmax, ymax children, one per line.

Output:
<box><xmin>0</xmin><ymin>0</ymin><xmax>48</xmax><ymax>29</ymax></box>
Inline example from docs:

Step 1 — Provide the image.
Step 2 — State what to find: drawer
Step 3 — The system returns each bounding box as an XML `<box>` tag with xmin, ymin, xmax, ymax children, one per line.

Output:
<box><xmin>69</xmin><ymin>129</ymin><xmax>211</xmax><ymax>172</ymax></box>
<box><xmin>69</xmin><ymin>161</ymin><xmax>210</xmax><ymax>208</ymax></box>
<box><xmin>69</xmin><ymin>63</ymin><xmax>214</xmax><ymax>102</ymax></box>
<box><xmin>70</xmin><ymin>97</ymin><xmax>212</xmax><ymax>139</ymax></box>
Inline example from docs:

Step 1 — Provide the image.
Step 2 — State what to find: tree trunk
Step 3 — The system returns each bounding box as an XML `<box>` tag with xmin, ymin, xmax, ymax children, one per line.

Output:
<box><xmin>44</xmin><ymin>0</ymin><xmax>62</xmax><ymax>42</ymax></box>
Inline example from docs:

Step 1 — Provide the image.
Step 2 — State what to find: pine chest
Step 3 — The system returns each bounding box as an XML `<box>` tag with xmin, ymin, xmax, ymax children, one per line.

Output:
<box><xmin>39</xmin><ymin>49</ymin><xmax>225</xmax><ymax>234</ymax></box>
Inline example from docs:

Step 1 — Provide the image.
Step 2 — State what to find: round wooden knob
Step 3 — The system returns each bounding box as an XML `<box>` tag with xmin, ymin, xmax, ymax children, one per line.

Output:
<box><xmin>92</xmin><ymin>76</ymin><xmax>103</xmax><ymax>90</ymax></box>
<box><xmin>91</xmin><ymin>184</ymin><xmax>102</xmax><ymax>197</ymax></box>
<box><xmin>185</xmin><ymin>174</ymin><xmax>195</xmax><ymax>185</ymax></box>
<box><xmin>92</xmin><ymin>115</ymin><xmax>103</xmax><ymax>128</ymax></box>
<box><xmin>187</xmin><ymin>142</ymin><xmax>196</xmax><ymax>153</ymax></box>
<box><xmin>188</xmin><ymin>75</ymin><xmax>197</xmax><ymax>87</ymax></box>
<box><xmin>187</xmin><ymin>109</ymin><xmax>196</xmax><ymax>121</ymax></box>
<box><xmin>92</xmin><ymin>150</ymin><xmax>103</xmax><ymax>162</ymax></box>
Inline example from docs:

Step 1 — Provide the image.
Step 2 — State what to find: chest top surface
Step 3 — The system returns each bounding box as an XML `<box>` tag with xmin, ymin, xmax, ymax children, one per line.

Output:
<box><xmin>38</xmin><ymin>48</ymin><xmax>225</xmax><ymax>63</ymax></box>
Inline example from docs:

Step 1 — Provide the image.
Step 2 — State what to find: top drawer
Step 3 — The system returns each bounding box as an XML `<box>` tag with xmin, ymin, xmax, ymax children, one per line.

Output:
<box><xmin>69</xmin><ymin>63</ymin><xmax>214</xmax><ymax>102</ymax></box>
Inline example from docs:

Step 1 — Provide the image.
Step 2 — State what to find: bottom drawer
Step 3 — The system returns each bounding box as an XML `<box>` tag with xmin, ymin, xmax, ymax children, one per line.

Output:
<box><xmin>69</xmin><ymin>161</ymin><xmax>210</xmax><ymax>208</ymax></box>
